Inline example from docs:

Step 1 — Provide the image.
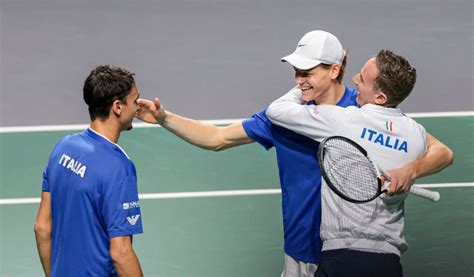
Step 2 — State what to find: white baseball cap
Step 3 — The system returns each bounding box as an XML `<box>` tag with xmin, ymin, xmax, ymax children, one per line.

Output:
<box><xmin>281</xmin><ymin>30</ymin><xmax>345</xmax><ymax>70</ymax></box>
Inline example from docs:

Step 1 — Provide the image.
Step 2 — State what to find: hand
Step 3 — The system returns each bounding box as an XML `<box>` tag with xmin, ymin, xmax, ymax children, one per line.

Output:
<box><xmin>135</xmin><ymin>97</ymin><xmax>167</xmax><ymax>125</ymax></box>
<box><xmin>385</xmin><ymin>165</ymin><xmax>416</xmax><ymax>195</ymax></box>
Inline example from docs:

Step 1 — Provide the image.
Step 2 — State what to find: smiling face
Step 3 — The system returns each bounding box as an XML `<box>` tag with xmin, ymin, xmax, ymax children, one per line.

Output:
<box><xmin>352</xmin><ymin>58</ymin><xmax>386</xmax><ymax>106</ymax></box>
<box><xmin>293</xmin><ymin>65</ymin><xmax>336</xmax><ymax>102</ymax></box>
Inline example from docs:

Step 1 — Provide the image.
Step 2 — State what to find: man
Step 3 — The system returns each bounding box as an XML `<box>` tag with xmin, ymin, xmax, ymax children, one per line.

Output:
<box><xmin>266</xmin><ymin>49</ymin><xmax>453</xmax><ymax>276</ymax></box>
<box><xmin>135</xmin><ymin>31</ymin><xmax>453</xmax><ymax>276</ymax></box>
<box><xmin>34</xmin><ymin>65</ymin><xmax>144</xmax><ymax>276</ymax></box>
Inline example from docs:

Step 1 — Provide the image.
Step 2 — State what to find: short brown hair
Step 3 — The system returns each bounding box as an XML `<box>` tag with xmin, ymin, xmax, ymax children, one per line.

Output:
<box><xmin>373</xmin><ymin>50</ymin><xmax>417</xmax><ymax>107</ymax></box>
<box><xmin>320</xmin><ymin>49</ymin><xmax>348</xmax><ymax>84</ymax></box>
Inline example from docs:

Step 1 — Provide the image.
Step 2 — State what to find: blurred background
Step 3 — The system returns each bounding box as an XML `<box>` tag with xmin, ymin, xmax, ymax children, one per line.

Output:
<box><xmin>1</xmin><ymin>0</ymin><xmax>472</xmax><ymax>127</ymax></box>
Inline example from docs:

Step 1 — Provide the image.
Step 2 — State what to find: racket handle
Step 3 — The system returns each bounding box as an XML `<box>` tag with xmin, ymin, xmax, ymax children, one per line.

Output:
<box><xmin>410</xmin><ymin>186</ymin><xmax>440</xmax><ymax>202</ymax></box>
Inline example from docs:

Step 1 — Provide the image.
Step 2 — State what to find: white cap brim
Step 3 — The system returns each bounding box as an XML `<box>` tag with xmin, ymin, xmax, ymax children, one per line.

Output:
<box><xmin>281</xmin><ymin>53</ymin><xmax>323</xmax><ymax>70</ymax></box>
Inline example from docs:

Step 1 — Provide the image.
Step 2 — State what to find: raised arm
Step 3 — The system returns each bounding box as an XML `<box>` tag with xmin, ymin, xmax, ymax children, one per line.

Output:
<box><xmin>135</xmin><ymin>98</ymin><xmax>253</xmax><ymax>151</ymax></box>
<box><xmin>34</xmin><ymin>192</ymin><xmax>52</xmax><ymax>276</ymax></box>
<box><xmin>386</xmin><ymin>133</ymin><xmax>454</xmax><ymax>195</ymax></box>
<box><xmin>266</xmin><ymin>88</ymin><xmax>337</xmax><ymax>141</ymax></box>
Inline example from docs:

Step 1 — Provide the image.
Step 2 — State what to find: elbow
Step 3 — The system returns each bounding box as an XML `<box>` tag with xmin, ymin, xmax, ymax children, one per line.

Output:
<box><xmin>110</xmin><ymin>246</ymin><xmax>132</xmax><ymax>265</ymax></box>
<box><xmin>210</xmin><ymin>145</ymin><xmax>226</xmax><ymax>152</ymax></box>
<box><xmin>34</xmin><ymin>221</ymin><xmax>51</xmax><ymax>237</ymax></box>
<box><xmin>198</xmin><ymin>144</ymin><xmax>224</xmax><ymax>152</ymax></box>
<box><xmin>265</xmin><ymin>107</ymin><xmax>276</xmax><ymax>121</ymax></box>
<box><xmin>200</xmin><ymin>144</ymin><xmax>228</xmax><ymax>152</ymax></box>
<box><xmin>446</xmin><ymin>148</ymin><xmax>454</xmax><ymax>166</ymax></box>
<box><xmin>438</xmin><ymin>143</ymin><xmax>454</xmax><ymax>166</ymax></box>
<box><xmin>199</xmin><ymin>132</ymin><xmax>231</xmax><ymax>152</ymax></box>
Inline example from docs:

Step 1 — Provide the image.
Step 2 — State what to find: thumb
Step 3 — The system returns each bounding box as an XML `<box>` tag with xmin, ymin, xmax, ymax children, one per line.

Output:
<box><xmin>380</xmin><ymin>176</ymin><xmax>391</xmax><ymax>193</ymax></box>
<box><xmin>386</xmin><ymin>177</ymin><xmax>398</xmax><ymax>195</ymax></box>
<box><xmin>153</xmin><ymin>97</ymin><xmax>161</xmax><ymax>109</ymax></box>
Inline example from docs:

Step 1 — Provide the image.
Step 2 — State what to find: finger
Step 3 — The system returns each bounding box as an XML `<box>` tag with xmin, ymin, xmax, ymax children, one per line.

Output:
<box><xmin>400</xmin><ymin>184</ymin><xmax>410</xmax><ymax>193</ymax></box>
<box><xmin>386</xmin><ymin>180</ymin><xmax>397</xmax><ymax>195</ymax></box>
<box><xmin>137</xmin><ymin>98</ymin><xmax>153</xmax><ymax>108</ymax></box>
<box><xmin>386</xmin><ymin>185</ymin><xmax>393</xmax><ymax>195</ymax></box>
<box><xmin>153</xmin><ymin>97</ymin><xmax>161</xmax><ymax>109</ymax></box>
<box><xmin>134</xmin><ymin>106</ymin><xmax>145</xmax><ymax>117</ymax></box>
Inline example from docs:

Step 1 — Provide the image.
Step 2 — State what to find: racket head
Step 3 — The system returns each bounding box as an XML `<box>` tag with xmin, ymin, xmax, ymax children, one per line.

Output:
<box><xmin>317</xmin><ymin>136</ymin><xmax>384</xmax><ymax>203</ymax></box>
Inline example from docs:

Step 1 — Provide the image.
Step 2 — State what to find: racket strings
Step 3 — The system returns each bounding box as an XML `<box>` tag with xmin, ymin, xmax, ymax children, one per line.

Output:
<box><xmin>323</xmin><ymin>139</ymin><xmax>379</xmax><ymax>202</ymax></box>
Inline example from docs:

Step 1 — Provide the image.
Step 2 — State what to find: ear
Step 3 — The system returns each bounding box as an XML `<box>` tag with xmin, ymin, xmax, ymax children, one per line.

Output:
<box><xmin>111</xmin><ymin>99</ymin><xmax>123</xmax><ymax>116</ymax></box>
<box><xmin>374</xmin><ymin>91</ymin><xmax>388</xmax><ymax>105</ymax></box>
<box><xmin>330</xmin><ymin>64</ymin><xmax>341</xmax><ymax>80</ymax></box>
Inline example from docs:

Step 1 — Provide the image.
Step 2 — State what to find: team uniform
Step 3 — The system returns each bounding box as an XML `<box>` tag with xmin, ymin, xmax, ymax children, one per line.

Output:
<box><xmin>42</xmin><ymin>128</ymin><xmax>143</xmax><ymax>276</ymax></box>
<box><xmin>242</xmin><ymin>86</ymin><xmax>357</xmax><ymax>273</ymax></box>
<box><xmin>266</xmin><ymin>89</ymin><xmax>427</xmax><ymax>276</ymax></box>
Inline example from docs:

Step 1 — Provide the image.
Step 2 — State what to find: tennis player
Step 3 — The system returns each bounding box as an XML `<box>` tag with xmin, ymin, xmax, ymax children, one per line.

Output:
<box><xmin>135</xmin><ymin>31</ymin><xmax>453</xmax><ymax>277</ymax></box>
<box><xmin>266</xmin><ymin>49</ymin><xmax>453</xmax><ymax>276</ymax></box>
<box><xmin>34</xmin><ymin>65</ymin><xmax>144</xmax><ymax>276</ymax></box>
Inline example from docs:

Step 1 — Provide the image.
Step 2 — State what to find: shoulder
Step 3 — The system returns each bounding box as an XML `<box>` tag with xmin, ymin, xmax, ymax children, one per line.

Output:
<box><xmin>100</xmin><ymin>150</ymin><xmax>134</xmax><ymax>173</ymax></box>
<box><xmin>314</xmin><ymin>104</ymin><xmax>357</xmax><ymax>116</ymax></box>
<box><xmin>337</xmin><ymin>86</ymin><xmax>359</xmax><ymax>107</ymax></box>
<box><xmin>50</xmin><ymin>131</ymin><xmax>87</xmax><ymax>155</ymax></box>
<box><xmin>243</xmin><ymin>108</ymin><xmax>271</xmax><ymax>130</ymax></box>
<box><xmin>405</xmin><ymin>116</ymin><xmax>427</xmax><ymax>138</ymax></box>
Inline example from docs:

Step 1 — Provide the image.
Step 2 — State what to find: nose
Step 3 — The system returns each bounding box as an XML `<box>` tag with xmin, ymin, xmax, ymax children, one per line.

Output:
<box><xmin>295</xmin><ymin>76</ymin><xmax>306</xmax><ymax>86</ymax></box>
<box><xmin>352</xmin><ymin>74</ymin><xmax>359</xmax><ymax>85</ymax></box>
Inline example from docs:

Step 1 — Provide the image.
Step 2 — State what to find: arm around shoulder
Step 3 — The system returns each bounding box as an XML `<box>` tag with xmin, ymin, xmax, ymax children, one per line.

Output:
<box><xmin>414</xmin><ymin>132</ymin><xmax>454</xmax><ymax>177</ymax></box>
<box><xmin>386</xmin><ymin>132</ymin><xmax>454</xmax><ymax>194</ymax></box>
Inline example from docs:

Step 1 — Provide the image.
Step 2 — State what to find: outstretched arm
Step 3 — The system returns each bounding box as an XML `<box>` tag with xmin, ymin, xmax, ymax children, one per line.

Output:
<box><xmin>135</xmin><ymin>98</ymin><xmax>253</xmax><ymax>151</ymax></box>
<box><xmin>386</xmin><ymin>133</ymin><xmax>454</xmax><ymax>195</ymax></box>
<box><xmin>34</xmin><ymin>192</ymin><xmax>52</xmax><ymax>276</ymax></box>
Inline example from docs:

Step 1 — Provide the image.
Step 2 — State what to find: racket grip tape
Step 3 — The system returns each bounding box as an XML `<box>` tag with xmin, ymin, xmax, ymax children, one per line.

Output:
<box><xmin>410</xmin><ymin>186</ymin><xmax>440</xmax><ymax>202</ymax></box>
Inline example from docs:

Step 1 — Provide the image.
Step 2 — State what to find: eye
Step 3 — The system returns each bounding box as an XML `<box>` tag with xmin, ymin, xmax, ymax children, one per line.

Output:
<box><xmin>295</xmin><ymin>71</ymin><xmax>311</xmax><ymax>78</ymax></box>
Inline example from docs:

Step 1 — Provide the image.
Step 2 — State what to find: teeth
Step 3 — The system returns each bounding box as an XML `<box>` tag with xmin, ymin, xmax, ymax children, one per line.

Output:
<box><xmin>301</xmin><ymin>87</ymin><xmax>312</xmax><ymax>91</ymax></box>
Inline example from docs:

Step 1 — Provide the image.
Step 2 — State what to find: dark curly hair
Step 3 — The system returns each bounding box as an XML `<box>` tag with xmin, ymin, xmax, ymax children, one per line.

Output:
<box><xmin>83</xmin><ymin>65</ymin><xmax>135</xmax><ymax>120</ymax></box>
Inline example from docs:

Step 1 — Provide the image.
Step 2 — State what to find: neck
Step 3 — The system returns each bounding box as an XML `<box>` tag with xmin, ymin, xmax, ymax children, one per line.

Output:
<box><xmin>90</xmin><ymin>119</ymin><xmax>121</xmax><ymax>143</ymax></box>
<box><xmin>313</xmin><ymin>83</ymin><xmax>345</xmax><ymax>105</ymax></box>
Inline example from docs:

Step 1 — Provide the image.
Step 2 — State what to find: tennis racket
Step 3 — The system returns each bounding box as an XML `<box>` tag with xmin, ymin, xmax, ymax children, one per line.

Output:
<box><xmin>317</xmin><ymin>136</ymin><xmax>440</xmax><ymax>203</ymax></box>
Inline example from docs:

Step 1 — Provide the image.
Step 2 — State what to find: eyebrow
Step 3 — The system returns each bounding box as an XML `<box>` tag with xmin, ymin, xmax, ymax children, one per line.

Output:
<box><xmin>359</xmin><ymin>72</ymin><xmax>364</xmax><ymax>83</ymax></box>
<box><xmin>294</xmin><ymin>69</ymin><xmax>312</xmax><ymax>77</ymax></box>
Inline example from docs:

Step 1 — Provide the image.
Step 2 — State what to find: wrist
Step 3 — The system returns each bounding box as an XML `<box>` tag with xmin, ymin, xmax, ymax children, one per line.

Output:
<box><xmin>404</xmin><ymin>161</ymin><xmax>419</xmax><ymax>181</ymax></box>
<box><xmin>157</xmin><ymin>110</ymin><xmax>169</xmax><ymax>126</ymax></box>
<box><xmin>155</xmin><ymin>110</ymin><xmax>168</xmax><ymax>125</ymax></box>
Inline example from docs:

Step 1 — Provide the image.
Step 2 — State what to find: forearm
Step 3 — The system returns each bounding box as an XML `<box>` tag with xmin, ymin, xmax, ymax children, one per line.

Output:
<box><xmin>266</xmin><ymin>89</ymin><xmax>334</xmax><ymax>141</ymax></box>
<box><xmin>112</xmin><ymin>249</ymin><xmax>143</xmax><ymax>277</ymax></box>
<box><xmin>35</xmin><ymin>230</ymin><xmax>51</xmax><ymax>276</ymax></box>
<box><xmin>386</xmin><ymin>133</ymin><xmax>454</xmax><ymax>194</ymax></box>
<box><xmin>34</xmin><ymin>192</ymin><xmax>52</xmax><ymax>277</ymax></box>
<box><xmin>405</xmin><ymin>140</ymin><xmax>454</xmax><ymax>180</ymax></box>
<box><xmin>161</xmin><ymin>112</ymin><xmax>222</xmax><ymax>149</ymax></box>
<box><xmin>161</xmin><ymin>112</ymin><xmax>252</xmax><ymax>151</ymax></box>
<box><xmin>267</xmin><ymin>88</ymin><xmax>306</xmax><ymax>123</ymax></box>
